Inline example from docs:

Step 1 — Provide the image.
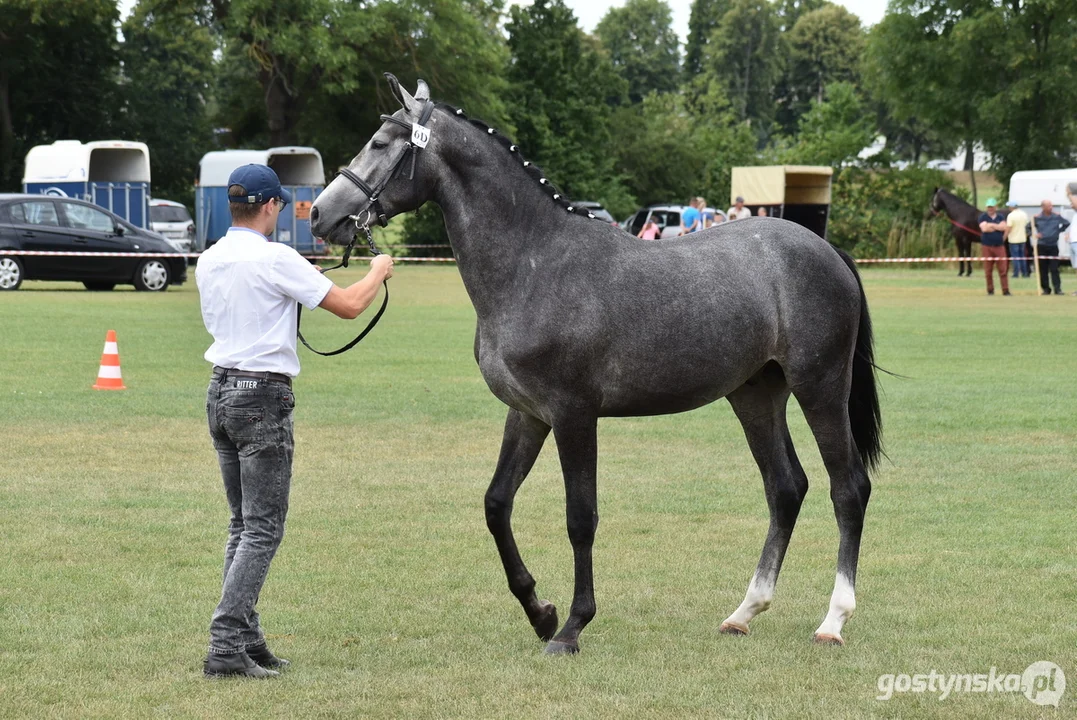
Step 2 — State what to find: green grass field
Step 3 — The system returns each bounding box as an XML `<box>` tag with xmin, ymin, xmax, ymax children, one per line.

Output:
<box><xmin>0</xmin><ymin>265</ymin><xmax>1074</xmax><ymax>719</ymax></box>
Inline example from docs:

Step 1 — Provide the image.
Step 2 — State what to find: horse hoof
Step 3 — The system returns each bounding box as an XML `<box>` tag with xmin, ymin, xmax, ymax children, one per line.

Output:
<box><xmin>544</xmin><ymin>640</ymin><xmax>579</xmax><ymax>655</ymax></box>
<box><xmin>533</xmin><ymin>600</ymin><xmax>559</xmax><ymax>642</ymax></box>
<box><xmin>719</xmin><ymin>621</ymin><xmax>749</xmax><ymax>637</ymax></box>
<box><xmin>813</xmin><ymin>632</ymin><xmax>845</xmax><ymax>646</ymax></box>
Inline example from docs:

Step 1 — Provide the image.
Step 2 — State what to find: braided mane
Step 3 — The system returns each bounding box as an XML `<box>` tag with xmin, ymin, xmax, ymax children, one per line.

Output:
<box><xmin>436</xmin><ymin>103</ymin><xmax>605</xmax><ymax>221</ymax></box>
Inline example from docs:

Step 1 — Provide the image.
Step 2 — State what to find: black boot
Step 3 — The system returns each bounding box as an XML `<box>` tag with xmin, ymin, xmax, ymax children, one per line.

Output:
<box><xmin>203</xmin><ymin>651</ymin><xmax>280</xmax><ymax>679</ymax></box>
<box><xmin>246</xmin><ymin>642</ymin><xmax>290</xmax><ymax>671</ymax></box>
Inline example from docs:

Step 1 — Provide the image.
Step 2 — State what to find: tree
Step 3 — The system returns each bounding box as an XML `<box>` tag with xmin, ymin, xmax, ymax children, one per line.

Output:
<box><xmin>684</xmin><ymin>0</ymin><xmax>731</xmax><ymax>79</ymax></box>
<box><xmin>120</xmin><ymin>0</ymin><xmax>216</xmax><ymax>204</ymax></box>
<box><xmin>594</xmin><ymin>0</ymin><xmax>681</xmax><ymax>103</ymax></box>
<box><xmin>0</xmin><ymin>0</ymin><xmax>120</xmax><ymax>191</ymax></box>
<box><xmin>977</xmin><ymin>0</ymin><xmax>1077</xmax><ymax>182</ymax></box>
<box><xmin>863</xmin><ymin>0</ymin><xmax>1001</xmax><ymax>202</ymax></box>
<box><xmin>784</xmin><ymin>82</ymin><xmax>875</xmax><ymax>167</ymax></box>
<box><xmin>702</xmin><ymin>0</ymin><xmax>784</xmax><ymax>139</ymax></box>
<box><xmin>209</xmin><ymin>0</ymin><xmax>356</xmax><ymax>148</ymax></box>
<box><xmin>777</xmin><ymin>3</ymin><xmax>864</xmax><ymax>133</ymax></box>
<box><xmin>504</xmin><ymin>0</ymin><xmax>631</xmax><ymax>209</ymax></box>
<box><xmin>774</xmin><ymin>0</ymin><xmax>825</xmax><ymax>31</ymax></box>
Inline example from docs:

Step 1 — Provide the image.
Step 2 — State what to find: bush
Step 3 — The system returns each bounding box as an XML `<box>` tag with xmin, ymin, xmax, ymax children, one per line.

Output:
<box><xmin>399</xmin><ymin>204</ymin><xmax>454</xmax><ymax>258</ymax></box>
<box><xmin>828</xmin><ymin>166</ymin><xmax>954</xmax><ymax>257</ymax></box>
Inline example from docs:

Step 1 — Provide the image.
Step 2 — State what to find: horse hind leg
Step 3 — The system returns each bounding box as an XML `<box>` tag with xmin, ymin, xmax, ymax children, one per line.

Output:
<box><xmin>794</xmin><ymin>387</ymin><xmax>871</xmax><ymax>646</ymax></box>
<box><xmin>720</xmin><ymin>366</ymin><xmax>808</xmax><ymax>637</ymax></box>
<box><xmin>484</xmin><ymin>409</ymin><xmax>559</xmax><ymax>642</ymax></box>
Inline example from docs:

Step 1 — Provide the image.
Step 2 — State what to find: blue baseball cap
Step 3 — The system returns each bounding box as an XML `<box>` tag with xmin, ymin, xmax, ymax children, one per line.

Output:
<box><xmin>227</xmin><ymin>164</ymin><xmax>292</xmax><ymax>205</ymax></box>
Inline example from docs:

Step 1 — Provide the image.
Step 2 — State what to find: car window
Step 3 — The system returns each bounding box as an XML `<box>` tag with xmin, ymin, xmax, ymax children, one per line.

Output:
<box><xmin>10</xmin><ymin>201</ymin><xmax>60</xmax><ymax>226</ymax></box>
<box><xmin>657</xmin><ymin>211</ymin><xmax>680</xmax><ymax>228</ymax></box>
<box><xmin>150</xmin><ymin>206</ymin><xmax>192</xmax><ymax>223</ymax></box>
<box><xmin>63</xmin><ymin>203</ymin><xmax>115</xmax><ymax>232</ymax></box>
<box><xmin>629</xmin><ymin>211</ymin><xmax>646</xmax><ymax>235</ymax></box>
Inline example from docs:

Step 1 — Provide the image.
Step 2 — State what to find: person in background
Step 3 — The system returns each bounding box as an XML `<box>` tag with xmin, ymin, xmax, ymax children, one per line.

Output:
<box><xmin>757</xmin><ymin>207</ymin><xmax>768</xmax><ymax>217</ymax></box>
<box><xmin>1004</xmin><ymin>200</ymin><xmax>1029</xmax><ymax>278</ymax></box>
<box><xmin>977</xmin><ymin>197</ymin><xmax>1010</xmax><ymax>296</ymax></box>
<box><xmin>1029</xmin><ymin>199</ymin><xmax>1069</xmax><ymax>295</ymax></box>
<box><xmin>727</xmin><ymin>196</ymin><xmax>751</xmax><ymax>221</ymax></box>
<box><xmin>697</xmin><ymin>197</ymin><xmax>716</xmax><ymax>229</ymax></box>
<box><xmin>679</xmin><ymin>198</ymin><xmax>701</xmax><ymax>235</ymax></box>
<box><xmin>1067</xmin><ymin>184</ymin><xmax>1077</xmax><ymax>293</ymax></box>
<box><xmin>637</xmin><ymin>214</ymin><xmax>660</xmax><ymax>240</ymax></box>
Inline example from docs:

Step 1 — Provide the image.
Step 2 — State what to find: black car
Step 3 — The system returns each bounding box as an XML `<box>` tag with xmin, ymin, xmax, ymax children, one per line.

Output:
<box><xmin>0</xmin><ymin>194</ymin><xmax>187</xmax><ymax>291</ymax></box>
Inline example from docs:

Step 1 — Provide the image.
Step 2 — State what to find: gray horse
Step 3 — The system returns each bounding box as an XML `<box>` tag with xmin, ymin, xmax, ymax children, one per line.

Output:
<box><xmin>310</xmin><ymin>75</ymin><xmax>881</xmax><ymax>654</ymax></box>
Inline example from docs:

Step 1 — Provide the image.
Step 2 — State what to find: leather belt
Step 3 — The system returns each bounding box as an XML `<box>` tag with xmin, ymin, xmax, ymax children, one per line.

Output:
<box><xmin>213</xmin><ymin>366</ymin><xmax>292</xmax><ymax>387</ymax></box>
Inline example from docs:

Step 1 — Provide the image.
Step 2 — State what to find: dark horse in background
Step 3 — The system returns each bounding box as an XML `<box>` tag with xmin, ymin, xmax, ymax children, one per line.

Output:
<box><xmin>930</xmin><ymin>187</ymin><xmax>982</xmax><ymax>276</ymax></box>
<box><xmin>311</xmin><ymin>75</ymin><xmax>882</xmax><ymax>653</ymax></box>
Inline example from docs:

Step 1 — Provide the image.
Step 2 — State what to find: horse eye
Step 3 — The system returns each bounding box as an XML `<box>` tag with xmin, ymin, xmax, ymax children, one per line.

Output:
<box><xmin>371</xmin><ymin>139</ymin><xmax>387</xmax><ymax>150</ymax></box>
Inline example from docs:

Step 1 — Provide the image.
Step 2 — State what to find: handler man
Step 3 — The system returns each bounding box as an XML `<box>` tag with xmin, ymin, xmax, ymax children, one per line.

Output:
<box><xmin>977</xmin><ymin>198</ymin><xmax>1010</xmax><ymax>295</ymax></box>
<box><xmin>197</xmin><ymin>164</ymin><xmax>393</xmax><ymax>678</ymax></box>
<box><xmin>1029</xmin><ymin>199</ymin><xmax>1069</xmax><ymax>295</ymax></box>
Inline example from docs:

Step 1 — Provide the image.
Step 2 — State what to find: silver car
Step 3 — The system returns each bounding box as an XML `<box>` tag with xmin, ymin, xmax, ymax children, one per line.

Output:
<box><xmin>622</xmin><ymin>205</ymin><xmax>724</xmax><ymax>238</ymax></box>
<box><xmin>149</xmin><ymin>199</ymin><xmax>195</xmax><ymax>253</ymax></box>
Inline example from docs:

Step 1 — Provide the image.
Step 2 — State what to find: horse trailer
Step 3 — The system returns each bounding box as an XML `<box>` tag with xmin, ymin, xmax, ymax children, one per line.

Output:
<box><xmin>1008</xmin><ymin>168</ymin><xmax>1077</xmax><ymax>260</ymax></box>
<box><xmin>196</xmin><ymin>147</ymin><xmax>327</xmax><ymax>255</ymax></box>
<box><xmin>23</xmin><ymin>140</ymin><xmax>152</xmax><ymax>228</ymax></box>
<box><xmin>730</xmin><ymin>166</ymin><xmax>833</xmax><ymax>238</ymax></box>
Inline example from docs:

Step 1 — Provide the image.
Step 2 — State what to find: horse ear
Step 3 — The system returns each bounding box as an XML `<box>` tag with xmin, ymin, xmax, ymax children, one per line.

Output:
<box><xmin>384</xmin><ymin>72</ymin><xmax>418</xmax><ymax>113</ymax></box>
<box><xmin>415</xmin><ymin>79</ymin><xmax>430</xmax><ymax>101</ymax></box>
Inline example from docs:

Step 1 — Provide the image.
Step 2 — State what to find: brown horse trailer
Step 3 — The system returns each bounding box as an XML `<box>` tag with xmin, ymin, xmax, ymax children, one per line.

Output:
<box><xmin>730</xmin><ymin>165</ymin><xmax>833</xmax><ymax>237</ymax></box>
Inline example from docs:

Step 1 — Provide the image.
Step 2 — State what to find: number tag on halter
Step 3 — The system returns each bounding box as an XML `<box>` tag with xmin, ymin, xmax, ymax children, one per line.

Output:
<box><xmin>411</xmin><ymin>123</ymin><xmax>431</xmax><ymax>148</ymax></box>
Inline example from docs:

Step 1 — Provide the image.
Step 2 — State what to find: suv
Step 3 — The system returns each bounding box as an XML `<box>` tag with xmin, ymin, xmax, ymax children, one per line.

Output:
<box><xmin>622</xmin><ymin>205</ymin><xmax>723</xmax><ymax>238</ymax></box>
<box><xmin>149</xmin><ymin>199</ymin><xmax>195</xmax><ymax>252</ymax></box>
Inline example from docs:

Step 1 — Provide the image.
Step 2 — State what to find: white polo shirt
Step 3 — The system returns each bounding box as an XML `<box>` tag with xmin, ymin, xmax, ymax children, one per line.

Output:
<box><xmin>197</xmin><ymin>227</ymin><xmax>334</xmax><ymax>377</ymax></box>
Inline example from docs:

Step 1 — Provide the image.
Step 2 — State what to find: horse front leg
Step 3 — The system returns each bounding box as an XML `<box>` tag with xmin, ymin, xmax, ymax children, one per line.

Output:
<box><xmin>545</xmin><ymin>416</ymin><xmax>599</xmax><ymax>654</ymax></box>
<box><xmin>484</xmin><ymin>409</ymin><xmax>559</xmax><ymax>642</ymax></box>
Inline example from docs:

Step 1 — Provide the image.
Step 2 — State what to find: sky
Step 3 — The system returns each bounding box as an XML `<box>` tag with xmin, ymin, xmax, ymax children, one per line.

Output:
<box><xmin>118</xmin><ymin>0</ymin><xmax>889</xmax><ymax>35</ymax></box>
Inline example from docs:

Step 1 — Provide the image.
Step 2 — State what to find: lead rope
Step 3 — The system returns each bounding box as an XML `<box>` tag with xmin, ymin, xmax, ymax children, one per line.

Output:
<box><xmin>297</xmin><ymin>224</ymin><xmax>389</xmax><ymax>357</ymax></box>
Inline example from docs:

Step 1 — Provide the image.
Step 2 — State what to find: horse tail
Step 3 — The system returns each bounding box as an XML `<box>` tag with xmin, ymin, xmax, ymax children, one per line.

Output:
<box><xmin>834</xmin><ymin>248</ymin><xmax>883</xmax><ymax>472</ymax></box>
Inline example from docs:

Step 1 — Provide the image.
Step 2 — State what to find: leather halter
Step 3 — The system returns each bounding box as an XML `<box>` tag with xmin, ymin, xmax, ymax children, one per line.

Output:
<box><xmin>296</xmin><ymin>101</ymin><xmax>434</xmax><ymax>357</ymax></box>
<box><xmin>337</xmin><ymin>99</ymin><xmax>436</xmax><ymax>229</ymax></box>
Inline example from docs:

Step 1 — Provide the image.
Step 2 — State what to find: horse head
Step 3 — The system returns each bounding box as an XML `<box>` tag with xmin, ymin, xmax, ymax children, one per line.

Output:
<box><xmin>928</xmin><ymin>186</ymin><xmax>944</xmax><ymax>219</ymax></box>
<box><xmin>311</xmin><ymin>74</ymin><xmax>438</xmax><ymax>245</ymax></box>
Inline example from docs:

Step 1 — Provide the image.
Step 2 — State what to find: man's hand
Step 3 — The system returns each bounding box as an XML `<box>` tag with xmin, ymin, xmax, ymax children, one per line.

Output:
<box><xmin>371</xmin><ymin>253</ymin><xmax>394</xmax><ymax>280</ymax></box>
<box><xmin>319</xmin><ymin>254</ymin><xmax>395</xmax><ymax>320</ymax></box>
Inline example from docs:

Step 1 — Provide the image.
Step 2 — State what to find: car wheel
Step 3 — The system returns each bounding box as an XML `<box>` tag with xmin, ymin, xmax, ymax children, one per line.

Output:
<box><xmin>134</xmin><ymin>258</ymin><xmax>170</xmax><ymax>292</ymax></box>
<box><xmin>0</xmin><ymin>255</ymin><xmax>23</xmax><ymax>291</ymax></box>
<box><xmin>84</xmin><ymin>281</ymin><xmax>116</xmax><ymax>291</ymax></box>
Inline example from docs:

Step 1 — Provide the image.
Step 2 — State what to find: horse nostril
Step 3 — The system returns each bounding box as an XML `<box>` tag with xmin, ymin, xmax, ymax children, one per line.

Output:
<box><xmin>309</xmin><ymin>206</ymin><xmax>320</xmax><ymax>224</ymax></box>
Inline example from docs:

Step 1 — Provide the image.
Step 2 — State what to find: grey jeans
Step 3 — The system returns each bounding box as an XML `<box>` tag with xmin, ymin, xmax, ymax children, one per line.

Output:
<box><xmin>206</xmin><ymin>372</ymin><xmax>295</xmax><ymax>654</ymax></box>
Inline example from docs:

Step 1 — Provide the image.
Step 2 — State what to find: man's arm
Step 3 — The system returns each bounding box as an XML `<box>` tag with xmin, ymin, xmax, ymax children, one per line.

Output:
<box><xmin>319</xmin><ymin>255</ymin><xmax>394</xmax><ymax>319</ymax></box>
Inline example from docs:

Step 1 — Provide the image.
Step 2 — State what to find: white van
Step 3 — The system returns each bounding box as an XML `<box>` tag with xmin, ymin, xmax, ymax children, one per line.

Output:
<box><xmin>1008</xmin><ymin>168</ymin><xmax>1077</xmax><ymax>259</ymax></box>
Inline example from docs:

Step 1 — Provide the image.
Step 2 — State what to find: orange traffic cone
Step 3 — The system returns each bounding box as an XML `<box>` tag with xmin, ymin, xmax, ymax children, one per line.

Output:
<box><xmin>92</xmin><ymin>329</ymin><xmax>127</xmax><ymax>390</ymax></box>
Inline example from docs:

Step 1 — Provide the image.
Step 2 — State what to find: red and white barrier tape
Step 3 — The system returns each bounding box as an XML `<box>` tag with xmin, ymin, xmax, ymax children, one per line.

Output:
<box><xmin>0</xmin><ymin>250</ymin><xmax>1065</xmax><ymax>265</ymax></box>
<box><xmin>0</xmin><ymin>250</ymin><xmax>455</xmax><ymax>262</ymax></box>
<box><xmin>854</xmin><ymin>256</ymin><xmax>1065</xmax><ymax>264</ymax></box>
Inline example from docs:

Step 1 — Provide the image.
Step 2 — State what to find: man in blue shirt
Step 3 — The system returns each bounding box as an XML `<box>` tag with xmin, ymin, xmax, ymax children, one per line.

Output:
<box><xmin>679</xmin><ymin>198</ymin><xmax>701</xmax><ymax>235</ymax></box>
<box><xmin>1029</xmin><ymin>200</ymin><xmax>1070</xmax><ymax>295</ymax></box>
<box><xmin>977</xmin><ymin>198</ymin><xmax>1010</xmax><ymax>295</ymax></box>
